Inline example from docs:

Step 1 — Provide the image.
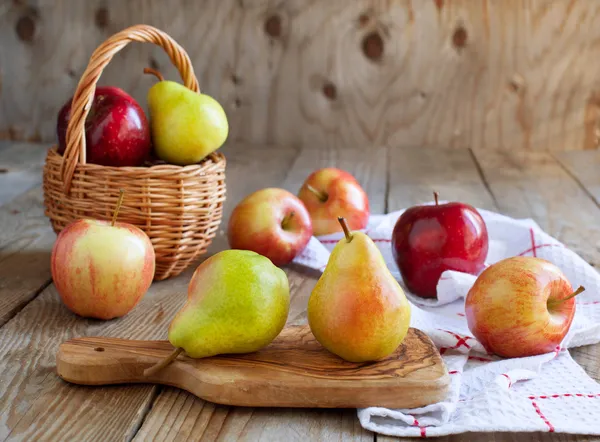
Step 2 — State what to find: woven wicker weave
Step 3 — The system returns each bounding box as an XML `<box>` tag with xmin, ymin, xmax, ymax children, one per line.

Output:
<box><xmin>43</xmin><ymin>24</ymin><xmax>226</xmax><ymax>281</ymax></box>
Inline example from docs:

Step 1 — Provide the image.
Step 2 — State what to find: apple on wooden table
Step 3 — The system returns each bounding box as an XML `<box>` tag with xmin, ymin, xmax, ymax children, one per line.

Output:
<box><xmin>51</xmin><ymin>190</ymin><xmax>156</xmax><ymax>320</ymax></box>
<box><xmin>298</xmin><ymin>168</ymin><xmax>370</xmax><ymax>236</ymax></box>
<box><xmin>56</xmin><ymin>86</ymin><xmax>151</xmax><ymax>167</ymax></box>
<box><xmin>466</xmin><ymin>256</ymin><xmax>583</xmax><ymax>358</ymax></box>
<box><xmin>391</xmin><ymin>192</ymin><xmax>489</xmax><ymax>298</ymax></box>
<box><xmin>227</xmin><ymin>188</ymin><xmax>313</xmax><ymax>266</ymax></box>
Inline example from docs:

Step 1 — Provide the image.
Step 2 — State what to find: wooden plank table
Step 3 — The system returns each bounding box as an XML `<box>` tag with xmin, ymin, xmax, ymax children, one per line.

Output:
<box><xmin>0</xmin><ymin>141</ymin><xmax>599</xmax><ymax>441</ymax></box>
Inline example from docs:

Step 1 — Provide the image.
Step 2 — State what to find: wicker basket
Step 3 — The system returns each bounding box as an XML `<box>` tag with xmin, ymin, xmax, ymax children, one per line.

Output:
<box><xmin>42</xmin><ymin>25</ymin><xmax>227</xmax><ymax>281</ymax></box>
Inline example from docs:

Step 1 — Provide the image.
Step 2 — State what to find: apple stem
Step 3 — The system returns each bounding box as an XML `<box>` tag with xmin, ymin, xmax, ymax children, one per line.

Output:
<box><xmin>143</xmin><ymin>67</ymin><xmax>165</xmax><ymax>82</ymax></box>
<box><xmin>548</xmin><ymin>285</ymin><xmax>585</xmax><ymax>308</ymax></box>
<box><xmin>434</xmin><ymin>191</ymin><xmax>439</xmax><ymax>206</ymax></box>
<box><xmin>111</xmin><ymin>189</ymin><xmax>125</xmax><ymax>227</ymax></box>
<box><xmin>338</xmin><ymin>217</ymin><xmax>353</xmax><ymax>242</ymax></box>
<box><xmin>143</xmin><ymin>347</ymin><xmax>184</xmax><ymax>377</ymax></box>
<box><xmin>306</xmin><ymin>184</ymin><xmax>328</xmax><ymax>203</ymax></box>
<box><xmin>281</xmin><ymin>211</ymin><xmax>295</xmax><ymax>230</ymax></box>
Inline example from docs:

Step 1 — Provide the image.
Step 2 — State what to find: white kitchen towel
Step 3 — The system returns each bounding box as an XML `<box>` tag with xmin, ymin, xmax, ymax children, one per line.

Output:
<box><xmin>293</xmin><ymin>206</ymin><xmax>600</xmax><ymax>437</ymax></box>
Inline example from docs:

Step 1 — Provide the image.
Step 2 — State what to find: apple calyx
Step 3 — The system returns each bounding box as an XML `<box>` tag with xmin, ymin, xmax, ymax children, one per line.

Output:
<box><xmin>281</xmin><ymin>211</ymin><xmax>295</xmax><ymax>230</ymax></box>
<box><xmin>306</xmin><ymin>184</ymin><xmax>328</xmax><ymax>203</ymax></box>
<box><xmin>433</xmin><ymin>191</ymin><xmax>439</xmax><ymax>206</ymax></box>
<box><xmin>548</xmin><ymin>285</ymin><xmax>585</xmax><ymax>309</ymax></box>
<box><xmin>143</xmin><ymin>347</ymin><xmax>184</xmax><ymax>376</ymax></box>
<box><xmin>143</xmin><ymin>67</ymin><xmax>165</xmax><ymax>82</ymax></box>
<box><xmin>111</xmin><ymin>189</ymin><xmax>125</xmax><ymax>227</ymax></box>
<box><xmin>338</xmin><ymin>217</ymin><xmax>353</xmax><ymax>243</ymax></box>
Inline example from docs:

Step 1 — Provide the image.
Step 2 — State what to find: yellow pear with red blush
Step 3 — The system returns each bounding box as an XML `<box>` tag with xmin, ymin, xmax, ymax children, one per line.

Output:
<box><xmin>227</xmin><ymin>188</ymin><xmax>313</xmax><ymax>266</ymax></box>
<box><xmin>466</xmin><ymin>256</ymin><xmax>583</xmax><ymax>358</ymax></box>
<box><xmin>298</xmin><ymin>168</ymin><xmax>369</xmax><ymax>236</ymax></box>
<box><xmin>308</xmin><ymin>217</ymin><xmax>411</xmax><ymax>362</ymax></box>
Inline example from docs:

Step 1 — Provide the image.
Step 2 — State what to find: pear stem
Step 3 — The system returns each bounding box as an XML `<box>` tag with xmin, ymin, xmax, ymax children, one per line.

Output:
<box><xmin>111</xmin><ymin>189</ymin><xmax>125</xmax><ymax>227</ymax></box>
<box><xmin>434</xmin><ymin>191</ymin><xmax>439</xmax><ymax>206</ymax></box>
<box><xmin>306</xmin><ymin>184</ymin><xmax>328</xmax><ymax>202</ymax></box>
<box><xmin>338</xmin><ymin>217</ymin><xmax>353</xmax><ymax>242</ymax></box>
<box><xmin>143</xmin><ymin>347</ymin><xmax>184</xmax><ymax>377</ymax></box>
<box><xmin>143</xmin><ymin>67</ymin><xmax>165</xmax><ymax>82</ymax></box>
<box><xmin>548</xmin><ymin>285</ymin><xmax>585</xmax><ymax>309</ymax></box>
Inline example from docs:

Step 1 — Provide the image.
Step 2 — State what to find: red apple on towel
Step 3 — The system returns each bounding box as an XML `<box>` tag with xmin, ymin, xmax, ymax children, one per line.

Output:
<box><xmin>465</xmin><ymin>256</ymin><xmax>583</xmax><ymax>358</ymax></box>
<box><xmin>57</xmin><ymin>86</ymin><xmax>151</xmax><ymax>167</ymax></box>
<box><xmin>298</xmin><ymin>168</ymin><xmax>369</xmax><ymax>236</ymax></box>
<box><xmin>391</xmin><ymin>192</ymin><xmax>489</xmax><ymax>298</ymax></box>
<box><xmin>51</xmin><ymin>191</ymin><xmax>155</xmax><ymax>320</ymax></box>
<box><xmin>227</xmin><ymin>188</ymin><xmax>313</xmax><ymax>266</ymax></box>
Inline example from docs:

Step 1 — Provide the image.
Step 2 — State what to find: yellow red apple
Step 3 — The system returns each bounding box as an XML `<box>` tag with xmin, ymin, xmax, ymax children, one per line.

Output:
<box><xmin>465</xmin><ymin>256</ymin><xmax>583</xmax><ymax>358</ymax></box>
<box><xmin>227</xmin><ymin>188</ymin><xmax>313</xmax><ymax>266</ymax></box>
<box><xmin>298</xmin><ymin>168</ymin><xmax>369</xmax><ymax>236</ymax></box>
<box><xmin>51</xmin><ymin>218</ymin><xmax>155</xmax><ymax>320</ymax></box>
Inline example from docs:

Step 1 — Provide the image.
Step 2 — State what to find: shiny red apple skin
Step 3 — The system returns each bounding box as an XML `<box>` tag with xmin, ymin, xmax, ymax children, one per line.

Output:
<box><xmin>56</xmin><ymin>86</ymin><xmax>151</xmax><ymax>167</ymax></box>
<box><xmin>227</xmin><ymin>188</ymin><xmax>313</xmax><ymax>266</ymax></box>
<box><xmin>298</xmin><ymin>168</ymin><xmax>369</xmax><ymax>236</ymax></box>
<box><xmin>465</xmin><ymin>256</ymin><xmax>576</xmax><ymax>358</ymax></box>
<box><xmin>51</xmin><ymin>219</ymin><xmax>156</xmax><ymax>320</ymax></box>
<box><xmin>391</xmin><ymin>201</ymin><xmax>488</xmax><ymax>298</ymax></box>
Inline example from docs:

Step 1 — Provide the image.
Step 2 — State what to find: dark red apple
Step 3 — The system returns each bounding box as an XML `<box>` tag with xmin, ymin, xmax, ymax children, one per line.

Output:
<box><xmin>57</xmin><ymin>86</ymin><xmax>151</xmax><ymax>167</ymax></box>
<box><xmin>391</xmin><ymin>192</ymin><xmax>489</xmax><ymax>298</ymax></box>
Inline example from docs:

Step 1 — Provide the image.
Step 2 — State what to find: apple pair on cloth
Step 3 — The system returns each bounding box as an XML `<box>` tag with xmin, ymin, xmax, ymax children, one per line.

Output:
<box><xmin>293</xmin><ymin>205</ymin><xmax>600</xmax><ymax>438</ymax></box>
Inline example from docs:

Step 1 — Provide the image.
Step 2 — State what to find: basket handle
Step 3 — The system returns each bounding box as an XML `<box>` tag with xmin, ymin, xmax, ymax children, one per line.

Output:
<box><xmin>61</xmin><ymin>24</ymin><xmax>200</xmax><ymax>194</ymax></box>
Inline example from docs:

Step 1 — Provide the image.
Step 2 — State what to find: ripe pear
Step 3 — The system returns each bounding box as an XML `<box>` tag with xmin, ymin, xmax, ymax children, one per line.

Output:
<box><xmin>308</xmin><ymin>218</ymin><xmax>411</xmax><ymax>362</ymax></box>
<box><xmin>168</xmin><ymin>249</ymin><xmax>289</xmax><ymax>360</ymax></box>
<box><xmin>144</xmin><ymin>68</ymin><xmax>228</xmax><ymax>166</ymax></box>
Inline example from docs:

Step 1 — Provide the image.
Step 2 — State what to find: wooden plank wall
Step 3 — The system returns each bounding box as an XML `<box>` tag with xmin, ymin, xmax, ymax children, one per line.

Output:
<box><xmin>1</xmin><ymin>0</ymin><xmax>600</xmax><ymax>152</ymax></box>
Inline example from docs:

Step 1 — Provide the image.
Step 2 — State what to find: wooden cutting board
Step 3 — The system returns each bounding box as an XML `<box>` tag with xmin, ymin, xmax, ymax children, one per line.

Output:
<box><xmin>56</xmin><ymin>326</ymin><xmax>449</xmax><ymax>409</ymax></box>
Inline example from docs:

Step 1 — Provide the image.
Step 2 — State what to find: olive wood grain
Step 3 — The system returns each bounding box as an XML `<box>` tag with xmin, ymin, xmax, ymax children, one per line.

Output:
<box><xmin>57</xmin><ymin>326</ymin><xmax>449</xmax><ymax>409</ymax></box>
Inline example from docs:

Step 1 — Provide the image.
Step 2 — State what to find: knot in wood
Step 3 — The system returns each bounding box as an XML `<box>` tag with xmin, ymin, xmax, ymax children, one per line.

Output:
<box><xmin>452</xmin><ymin>26</ymin><xmax>468</xmax><ymax>49</ymax></box>
<box><xmin>95</xmin><ymin>8</ymin><xmax>109</xmax><ymax>29</ymax></box>
<box><xmin>510</xmin><ymin>74</ymin><xmax>526</xmax><ymax>94</ymax></box>
<box><xmin>358</xmin><ymin>13</ymin><xmax>370</xmax><ymax>27</ymax></box>
<box><xmin>322</xmin><ymin>82</ymin><xmax>337</xmax><ymax>101</ymax></box>
<box><xmin>362</xmin><ymin>32</ymin><xmax>384</xmax><ymax>62</ymax></box>
<box><xmin>264</xmin><ymin>15</ymin><xmax>282</xmax><ymax>38</ymax></box>
<box><xmin>15</xmin><ymin>14</ymin><xmax>36</xmax><ymax>42</ymax></box>
<box><xmin>149</xmin><ymin>57</ymin><xmax>160</xmax><ymax>71</ymax></box>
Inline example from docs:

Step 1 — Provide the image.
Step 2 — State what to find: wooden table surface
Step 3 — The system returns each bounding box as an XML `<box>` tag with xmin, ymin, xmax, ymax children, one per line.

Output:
<box><xmin>1</xmin><ymin>140</ymin><xmax>599</xmax><ymax>442</ymax></box>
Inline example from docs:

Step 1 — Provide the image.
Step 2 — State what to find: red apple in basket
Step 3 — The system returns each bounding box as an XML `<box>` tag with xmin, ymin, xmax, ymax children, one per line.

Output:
<box><xmin>465</xmin><ymin>256</ymin><xmax>583</xmax><ymax>358</ymax></box>
<box><xmin>391</xmin><ymin>192</ymin><xmax>488</xmax><ymax>298</ymax></box>
<box><xmin>51</xmin><ymin>191</ymin><xmax>156</xmax><ymax>320</ymax></box>
<box><xmin>298</xmin><ymin>168</ymin><xmax>369</xmax><ymax>236</ymax></box>
<box><xmin>228</xmin><ymin>188</ymin><xmax>313</xmax><ymax>266</ymax></box>
<box><xmin>56</xmin><ymin>86</ymin><xmax>151</xmax><ymax>167</ymax></box>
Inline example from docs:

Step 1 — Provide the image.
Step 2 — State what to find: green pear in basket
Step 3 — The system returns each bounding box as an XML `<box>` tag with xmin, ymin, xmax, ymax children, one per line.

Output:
<box><xmin>143</xmin><ymin>67</ymin><xmax>228</xmax><ymax>166</ymax></box>
<box><xmin>144</xmin><ymin>249</ymin><xmax>290</xmax><ymax>376</ymax></box>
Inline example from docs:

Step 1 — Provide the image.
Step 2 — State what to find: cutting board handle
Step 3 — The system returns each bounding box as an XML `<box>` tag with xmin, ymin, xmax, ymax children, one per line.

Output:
<box><xmin>57</xmin><ymin>337</ymin><xmax>186</xmax><ymax>386</ymax></box>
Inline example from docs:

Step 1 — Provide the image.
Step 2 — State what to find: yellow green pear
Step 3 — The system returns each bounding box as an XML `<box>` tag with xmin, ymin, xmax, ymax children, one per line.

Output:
<box><xmin>144</xmin><ymin>250</ymin><xmax>289</xmax><ymax>376</ymax></box>
<box><xmin>308</xmin><ymin>217</ymin><xmax>411</xmax><ymax>362</ymax></box>
<box><xmin>169</xmin><ymin>250</ymin><xmax>289</xmax><ymax>358</ymax></box>
<box><xmin>144</xmin><ymin>68</ymin><xmax>229</xmax><ymax>166</ymax></box>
